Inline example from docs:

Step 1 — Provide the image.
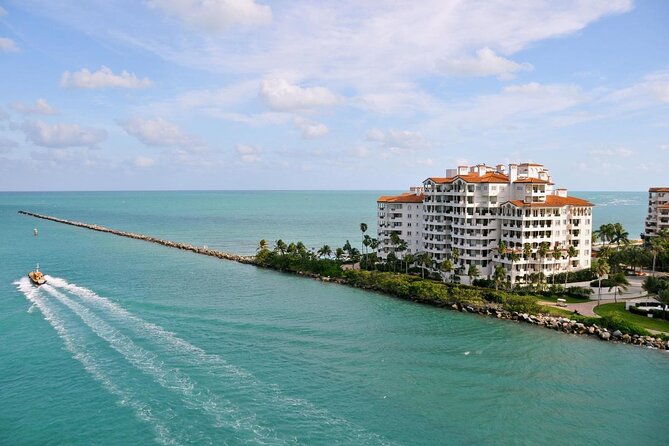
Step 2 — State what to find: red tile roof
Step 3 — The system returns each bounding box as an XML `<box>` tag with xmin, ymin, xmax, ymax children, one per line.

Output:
<box><xmin>456</xmin><ymin>172</ymin><xmax>509</xmax><ymax>183</ymax></box>
<box><xmin>377</xmin><ymin>193</ymin><xmax>424</xmax><ymax>203</ymax></box>
<box><xmin>426</xmin><ymin>176</ymin><xmax>455</xmax><ymax>184</ymax></box>
<box><xmin>513</xmin><ymin>178</ymin><xmax>553</xmax><ymax>184</ymax></box>
<box><xmin>506</xmin><ymin>195</ymin><xmax>593</xmax><ymax>208</ymax></box>
<box><xmin>650</xmin><ymin>187</ymin><xmax>669</xmax><ymax>192</ymax></box>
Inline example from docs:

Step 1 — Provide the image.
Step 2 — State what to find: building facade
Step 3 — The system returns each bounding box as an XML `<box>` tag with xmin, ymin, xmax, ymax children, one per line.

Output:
<box><xmin>645</xmin><ymin>187</ymin><xmax>669</xmax><ymax>238</ymax></box>
<box><xmin>377</xmin><ymin>163</ymin><xmax>593</xmax><ymax>284</ymax></box>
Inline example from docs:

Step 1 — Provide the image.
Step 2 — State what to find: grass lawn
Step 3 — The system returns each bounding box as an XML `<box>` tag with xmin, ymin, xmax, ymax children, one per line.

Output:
<box><xmin>540</xmin><ymin>306</ymin><xmax>576</xmax><ymax>317</ymax></box>
<box><xmin>594</xmin><ymin>303</ymin><xmax>669</xmax><ymax>333</ymax></box>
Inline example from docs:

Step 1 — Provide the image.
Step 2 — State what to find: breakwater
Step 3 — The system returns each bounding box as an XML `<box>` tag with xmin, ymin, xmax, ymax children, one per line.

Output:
<box><xmin>19</xmin><ymin>210</ymin><xmax>668</xmax><ymax>351</ymax></box>
<box><xmin>18</xmin><ymin>210</ymin><xmax>255</xmax><ymax>265</ymax></box>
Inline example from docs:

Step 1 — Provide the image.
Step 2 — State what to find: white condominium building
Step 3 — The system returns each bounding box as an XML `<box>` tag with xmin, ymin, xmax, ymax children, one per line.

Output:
<box><xmin>377</xmin><ymin>163</ymin><xmax>593</xmax><ymax>284</ymax></box>
<box><xmin>377</xmin><ymin>187</ymin><xmax>424</xmax><ymax>257</ymax></box>
<box><xmin>645</xmin><ymin>187</ymin><xmax>669</xmax><ymax>237</ymax></box>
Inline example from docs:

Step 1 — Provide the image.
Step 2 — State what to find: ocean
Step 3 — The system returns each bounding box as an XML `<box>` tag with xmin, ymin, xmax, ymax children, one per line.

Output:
<box><xmin>1</xmin><ymin>190</ymin><xmax>666</xmax><ymax>445</ymax></box>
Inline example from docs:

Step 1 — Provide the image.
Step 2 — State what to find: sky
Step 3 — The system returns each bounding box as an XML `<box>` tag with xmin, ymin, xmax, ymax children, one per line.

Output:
<box><xmin>0</xmin><ymin>0</ymin><xmax>667</xmax><ymax>191</ymax></box>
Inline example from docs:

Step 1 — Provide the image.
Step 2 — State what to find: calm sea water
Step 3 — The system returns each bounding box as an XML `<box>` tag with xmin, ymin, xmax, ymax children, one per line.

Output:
<box><xmin>1</xmin><ymin>191</ymin><xmax>665</xmax><ymax>445</ymax></box>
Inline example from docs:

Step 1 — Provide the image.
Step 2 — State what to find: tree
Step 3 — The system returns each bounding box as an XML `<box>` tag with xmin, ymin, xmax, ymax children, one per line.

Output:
<box><xmin>360</xmin><ymin>223</ymin><xmax>368</xmax><ymax>263</ymax></box>
<box><xmin>592</xmin><ymin>258</ymin><xmax>610</xmax><ymax>306</ymax></box>
<box><xmin>551</xmin><ymin>245</ymin><xmax>562</xmax><ymax>285</ymax></box>
<box><xmin>362</xmin><ymin>235</ymin><xmax>372</xmax><ymax>269</ymax></box>
<box><xmin>451</xmin><ymin>247</ymin><xmax>460</xmax><ymax>266</ymax></box>
<box><xmin>611</xmin><ymin>223</ymin><xmax>629</xmax><ymax>249</ymax></box>
<box><xmin>565</xmin><ymin>245</ymin><xmax>577</xmax><ymax>286</ymax></box>
<box><xmin>369</xmin><ymin>238</ymin><xmax>381</xmax><ymax>270</ymax></box>
<box><xmin>317</xmin><ymin>244</ymin><xmax>332</xmax><ymax>259</ymax></box>
<box><xmin>538</xmin><ymin>242</ymin><xmax>550</xmax><ymax>290</ymax></box>
<box><xmin>387</xmin><ymin>251</ymin><xmax>398</xmax><ymax>272</ymax></box>
<box><xmin>418</xmin><ymin>252</ymin><xmax>432</xmax><ymax>278</ymax></box>
<box><xmin>467</xmin><ymin>264</ymin><xmax>480</xmax><ymax>284</ymax></box>
<box><xmin>608</xmin><ymin>272</ymin><xmax>629</xmax><ymax>303</ymax></box>
<box><xmin>257</xmin><ymin>239</ymin><xmax>269</xmax><ymax>252</ymax></box>
<box><xmin>403</xmin><ymin>253</ymin><xmax>415</xmax><ymax>274</ymax></box>
<box><xmin>509</xmin><ymin>252</ymin><xmax>521</xmax><ymax>286</ymax></box>
<box><xmin>523</xmin><ymin>243</ymin><xmax>532</xmax><ymax>260</ymax></box>
<box><xmin>493</xmin><ymin>264</ymin><xmax>506</xmax><ymax>291</ymax></box>
<box><xmin>498</xmin><ymin>241</ymin><xmax>507</xmax><ymax>259</ymax></box>
<box><xmin>650</xmin><ymin>233</ymin><xmax>667</xmax><ymax>277</ymax></box>
<box><xmin>441</xmin><ymin>259</ymin><xmax>453</xmax><ymax>283</ymax></box>
<box><xmin>335</xmin><ymin>247</ymin><xmax>344</xmax><ymax>261</ymax></box>
<box><xmin>275</xmin><ymin>239</ymin><xmax>287</xmax><ymax>254</ymax></box>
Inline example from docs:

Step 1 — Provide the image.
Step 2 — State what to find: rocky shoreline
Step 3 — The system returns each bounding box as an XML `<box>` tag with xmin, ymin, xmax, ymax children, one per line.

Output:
<box><xmin>291</xmin><ymin>269</ymin><xmax>669</xmax><ymax>351</ymax></box>
<box><xmin>19</xmin><ymin>210</ymin><xmax>668</xmax><ymax>352</ymax></box>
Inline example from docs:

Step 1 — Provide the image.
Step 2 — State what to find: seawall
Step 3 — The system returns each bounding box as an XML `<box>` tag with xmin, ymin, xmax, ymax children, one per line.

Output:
<box><xmin>18</xmin><ymin>210</ymin><xmax>256</xmax><ymax>265</ymax></box>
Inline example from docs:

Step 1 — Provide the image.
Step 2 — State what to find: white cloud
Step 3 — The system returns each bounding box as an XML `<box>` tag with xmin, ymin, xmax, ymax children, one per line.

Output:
<box><xmin>661</xmin><ymin>144</ymin><xmax>669</xmax><ymax>151</ymax></box>
<box><xmin>589</xmin><ymin>147</ymin><xmax>635</xmax><ymax>157</ymax></box>
<box><xmin>607</xmin><ymin>70</ymin><xmax>669</xmax><ymax>107</ymax></box>
<box><xmin>294</xmin><ymin>117</ymin><xmax>329</xmax><ymax>139</ymax></box>
<box><xmin>10</xmin><ymin>99</ymin><xmax>58</xmax><ymax>115</ymax></box>
<box><xmin>236</xmin><ymin>144</ymin><xmax>262</xmax><ymax>163</ymax></box>
<box><xmin>120</xmin><ymin>117</ymin><xmax>201</xmax><ymax>148</ymax></box>
<box><xmin>437</xmin><ymin>47</ymin><xmax>533</xmax><ymax>80</ymax></box>
<box><xmin>366</xmin><ymin>128</ymin><xmax>431</xmax><ymax>151</ymax></box>
<box><xmin>22</xmin><ymin>120</ymin><xmax>107</xmax><ymax>148</ymax></box>
<box><xmin>133</xmin><ymin>156</ymin><xmax>156</xmax><ymax>167</ymax></box>
<box><xmin>61</xmin><ymin>66</ymin><xmax>153</xmax><ymax>89</ymax></box>
<box><xmin>259</xmin><ymin>79</ymin><xmax>342</xmax><ymax>111</ymax></box>
<box><xmin>0</xmin><ymin>137</ymin><xmax>18</xmax><ymax>151</ymax></box>
<box><xmin>0</xmin><ymin>37</ymin><xmax>19</xmax><ymax>53</ymax></box>
<box><xmin>147</xmin><ymin>0</ymin><xmax>272</xmax><ymax>33</ymax></box>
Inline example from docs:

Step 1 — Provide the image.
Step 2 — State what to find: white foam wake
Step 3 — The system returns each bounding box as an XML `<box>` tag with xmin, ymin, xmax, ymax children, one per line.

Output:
<box><xmin>39</xmin><ymin>282</ymin><xmax>280</xmax><ymax>444</ymax></box>
<box><xmin>45</xmin><ymin>276</ymin><xmax>394</xmax><ymax>445</ymax></box>
<box><xmin>14</xmin><ymin>278</ymin><xmax>178</xmax><ymax>446</ymax></box>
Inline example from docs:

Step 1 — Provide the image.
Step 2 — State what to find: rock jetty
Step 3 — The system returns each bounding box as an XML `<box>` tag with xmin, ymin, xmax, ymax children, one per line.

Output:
<box><xmin>18</xmin><ymin>210</ymin><xmax>255</xmax><ymax>265</ymax></box>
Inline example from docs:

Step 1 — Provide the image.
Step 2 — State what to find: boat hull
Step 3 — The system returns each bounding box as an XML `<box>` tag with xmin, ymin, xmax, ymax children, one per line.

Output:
<box><xmin>28</xmin><ymin>272</ymin><xmax>46</xmax><ymax>286</ymax></box>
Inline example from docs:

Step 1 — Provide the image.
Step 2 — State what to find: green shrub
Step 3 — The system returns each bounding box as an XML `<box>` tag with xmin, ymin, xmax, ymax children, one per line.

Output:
<box><xmin>501</xmin><ymin>294</ymin><xmax>541</xmax><ymax>313</ymax></box>
<box><xmin>590</xmin><ymin>278</ymin><xmax>613</xmax><ymax>288</ymax></box>
<box><xmin>564</xmin><ymin>286</ymin><xmax>594</xmax><ymax>299</ymax></box>
<box><xmin>595</xmin><ymin>314</ymin><xmax>650</xmax><ymax>336</ymax></box>
<box><xmin>552</xmin><ymin>268</ymin><xmax>597</xmax><ymax>283</ymax></box>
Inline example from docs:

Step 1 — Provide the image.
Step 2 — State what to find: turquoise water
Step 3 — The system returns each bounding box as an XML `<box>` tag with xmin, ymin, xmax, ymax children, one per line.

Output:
<box><xmin>1</xmin><ymin>191</ymin><xmax>666</xmax><ymax>445</ymax></box>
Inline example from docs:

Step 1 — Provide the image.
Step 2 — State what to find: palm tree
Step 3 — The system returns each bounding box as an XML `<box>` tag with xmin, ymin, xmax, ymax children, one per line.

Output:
<box><xmin>611</xmin><ymin>223</ymin><xmax>629</xmax><ymax>249</ymax></box>
<box><xmin>318</xmin><ymin>244</ymin><xmax>332</xmax><ymax>259</ymax></box>
<box><xmin>362</xmin><ymin>235</ymin><xmax>372</xmax><ymax>269</ymax></box>
<box><xmin>360</xmin><ymin>222</ymin><xmax>368</xmax><ymax>262</ymax></box>
<box><xmin>608</xmin><ymin>272</ymin><xmax>629</xmax><ymax>303</ymax></box>
<box><xmin>396</xmin><ymin>239</ymin><xmax>408</xmax><ymax>271</ymax></box>
<box><xmin>369</xmin><ymin>238</ymin><xmax>381</xmax><ymax>270</ymax></box>
<box><xmin>418</xmin><ymin>252</ymin><xmax>432</xmax><ymax>278</ymax></box>
<box><xmin>565</xmin><ymin>245</ymin><xmax>577</xmax><ymax>286</ymax></box>
<box><xmin>275</xmin><ymin>239</ymin><xmax>287</xmax><ymax>254</ymax></box>
<box><xmin>451</xmin><ymin>247</ymin><xmax>460</xmax><ymax>267</ymax></box>
<box><xmin>551</xmin><ymin>245</ymin><xmax>562</xmax><ymax>285</ymax></box>
<box><xmin>387</xmin><ymin>251</ymin><xmax>398</xmax><ymax>272</ymax></box>
<box><xmin>650</xmin><ymin>231</ymin><xmax>668</xmax><ymax>276</ymax></box>
<box><xmin>594</xmin><ymin>223</ymin><xmax>614</xmax><ymax>246</ymax></box>
<box><xmin>335</xmin><ymin>247</ymin><xmax>344</xmax><ymax>261</ymax></box>
<box><xmin>403</xmin><ymin>253</ymin><xmax>415</xmax><ymax>274</ymax></box>
<box><xmin>592</xmin><ymin>258</ymin><xmax>610</xmax><ymax>306</ymax></box>
<box><xmin>296</xmin><ymin>241</ymin><xmax>307</xmax><ymax>256</ymax></box>
<box><xmin>497</xmin><ymin>241</ymin><xmax>507</xmax><ymax>260</ymax></box>
<box><xmin>441</xmin><ymin>259</ymin><xmax>453</xmax><ymax>283</ymax></box>
<box><xmin>467</xmin><ymin>264</ymin><xmax>480</xmax><ymax>284</ymax></box>
<box><xmin>493</xmin><ymin>264</ymin><xmax>506</xmax><ymax>291</ymax></box>
<box><xmin>257</xmin><ymin>239</ymin><xmax>269</xmax><ymax>252</ymax></box>
<box><xmin>523</xmin><ymin>242</ymin><xmax>532</xmax><ymax>260</ymax></box>
<box><xmin>538</xmin><ymin>241</ymin><xmax>550</xmax><ymax>290</ymax></box>
<box><xmin>509</xmin><ymin>252</ymin><xmax>521</xmax><ymax>286</ymax></box>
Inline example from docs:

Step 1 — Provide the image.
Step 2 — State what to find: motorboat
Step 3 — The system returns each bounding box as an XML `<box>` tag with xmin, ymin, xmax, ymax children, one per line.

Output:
<box><xmin>29</xmin><ymin>264</ymin><xmax>46</xmax><ymax>286</ymax></box>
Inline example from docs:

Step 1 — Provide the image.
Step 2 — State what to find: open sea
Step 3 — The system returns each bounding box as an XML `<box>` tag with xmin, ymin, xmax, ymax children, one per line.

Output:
<box><xmin>1</xmin><ymin>190</ymin><xmax>666</xmax><ymax>445</ymax></box>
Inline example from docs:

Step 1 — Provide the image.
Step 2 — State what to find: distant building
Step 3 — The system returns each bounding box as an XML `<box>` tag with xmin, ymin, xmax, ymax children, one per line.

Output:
<box><xmin>645</xmin><ymin>187</ymin><xmax>669</xmax><ymax>237</ymax></box>
<box><xmin>376</xmin><ymin>163</ymin><xmax>594</xmax><ymax>284</ymax></box>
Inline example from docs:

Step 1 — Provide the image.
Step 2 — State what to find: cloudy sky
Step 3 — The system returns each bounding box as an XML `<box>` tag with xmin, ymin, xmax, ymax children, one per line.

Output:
<box><xmin>0</xmin><ymin>0</ymin><xmax>667</xmax><ymax>191</ymax></box>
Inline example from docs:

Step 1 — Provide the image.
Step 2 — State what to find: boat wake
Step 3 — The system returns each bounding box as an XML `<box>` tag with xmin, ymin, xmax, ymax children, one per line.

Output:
<box><xmin>16</xmin><ymin>276</ymin><xmax>393</xmax><ymax>445</ymax></box>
